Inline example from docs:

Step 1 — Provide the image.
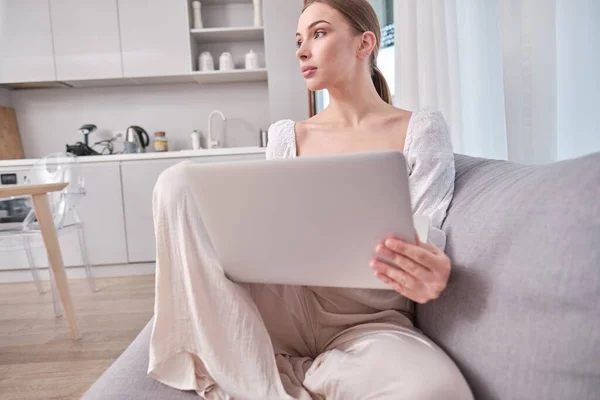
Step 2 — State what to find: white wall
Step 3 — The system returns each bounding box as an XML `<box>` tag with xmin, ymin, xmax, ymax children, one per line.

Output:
<box><xmin>264</xmin><ymin>0</ymin><xmax>309</xmax><ymax>122</ymax></box>
<box><xmin>11</xmin><ymin>82</ymin><xmax>270</xmax><ymax>158</ymax></box>
<box><xmin>0</xmin><ymin>88</ymin><xmax>12</xmax><ymax>107</ymax></box>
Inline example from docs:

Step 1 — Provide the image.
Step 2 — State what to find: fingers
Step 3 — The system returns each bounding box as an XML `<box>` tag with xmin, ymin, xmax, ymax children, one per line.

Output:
<box><xmin>372</xmin><ymin>271</ymin><xmax>429</xmax><ymax>304</ymax></box>
<box><xmin>370</xmin><ymin>258</ymin><xmax>420</xmax><ymax>290</ymax></box>
<box><xmin>382</xmin><ymin>238</ymin><xmax>441</xmax><ymax>274</ymax></box>
<box><xmin>374</xmin><ymin>244</ymin><xmax>433</xmax><ymax>282</ymax></box>
<box><xmin>419</xmin><ymin>240</ymin><xmax>441</xmax><ymax>255</ymax></box>
<box><xmin>371</xmin><ymin>236</ymin><xmax>453</xmax><ymax>304</ymax></box>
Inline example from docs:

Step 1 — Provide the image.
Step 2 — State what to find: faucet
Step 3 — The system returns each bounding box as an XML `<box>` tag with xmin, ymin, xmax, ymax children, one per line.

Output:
<box><xmin>207</xmin><ymin>110</ymin><xmax>226</xmax><ymax>149</ymax></box>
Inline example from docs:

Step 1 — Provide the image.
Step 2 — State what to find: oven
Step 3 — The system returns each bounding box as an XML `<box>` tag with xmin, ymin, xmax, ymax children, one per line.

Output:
<box><xmin>0</xmin><ymin>168</ymin><xmax>33</xmax><ymax>230</ymax></box>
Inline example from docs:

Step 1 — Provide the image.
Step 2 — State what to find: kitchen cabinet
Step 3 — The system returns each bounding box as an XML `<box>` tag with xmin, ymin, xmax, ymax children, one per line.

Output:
<box><xmin>118</xmin><ymin>0</ymin><xmax>191</xmax><ymax>77</ymax></box>
<box><xmin>120</xmin><ymin>158</ymin><xmax>183</xmax><ymax>263</ymax></box>
<box><xmin>0</xmin><ymin>162</ymin><xmax>128</xmax><ymax>271</ymax></box>
<box><xmin>49</xmin><ymin>0</ymin><xmax>123</xmax><ymax>81</ymax></box>
<box><xmin>0</xmin><ymin>0</ymin><xmax>56</xmax><ymax>83</ymax></box>
<box><xmin>62</xmin><ymin>162</ymin><xmax>128</xmax><ymax>266</ymax></box>
<box><xmin>1</xmin><ymin>0</ymin><xmax>270</xmax><ymax>87</ymax></box>
<box><xmin>120</xmin><ymin>154</ymin><xmax>264</xmax><ymax>263</ymax></box>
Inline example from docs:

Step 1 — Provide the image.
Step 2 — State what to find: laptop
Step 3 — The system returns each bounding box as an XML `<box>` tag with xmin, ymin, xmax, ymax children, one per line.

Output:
<box><xmin>193</xmin><ymin>150</ymin><xmax>426</xmax><ymax>290</ymax></box>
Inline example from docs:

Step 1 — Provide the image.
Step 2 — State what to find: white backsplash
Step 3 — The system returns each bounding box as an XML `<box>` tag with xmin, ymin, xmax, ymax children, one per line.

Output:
<box><xmin>11</xmin><ymin>82</ymin><xmax>270</xmax><ymax>158</ymax></box>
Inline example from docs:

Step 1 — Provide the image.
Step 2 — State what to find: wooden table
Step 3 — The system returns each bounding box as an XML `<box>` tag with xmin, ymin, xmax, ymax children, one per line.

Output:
<box><xmin>0</xmin><ymin>182</ymin><xmax>80</xmax><ymax>340</ymax></box>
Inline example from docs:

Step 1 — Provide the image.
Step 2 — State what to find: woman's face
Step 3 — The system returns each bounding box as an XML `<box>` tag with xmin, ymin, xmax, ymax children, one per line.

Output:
<box><xmin>296</xmin><ymin>3</ymin><xmax>363</xmax><ymax>91</ymax></box>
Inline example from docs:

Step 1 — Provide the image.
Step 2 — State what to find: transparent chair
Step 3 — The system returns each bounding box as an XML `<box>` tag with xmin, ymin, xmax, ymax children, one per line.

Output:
<box><xmin>0</xmin><ymin>152</ymin><xmax>97</xmax><ymax>316</ymax></box>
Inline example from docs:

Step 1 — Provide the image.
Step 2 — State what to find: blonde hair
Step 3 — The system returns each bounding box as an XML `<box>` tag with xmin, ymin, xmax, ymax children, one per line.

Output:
<box><xmin>302</xmin><ymin>0</ymin><xmax>393</xmax><ymax>104</ymax></box>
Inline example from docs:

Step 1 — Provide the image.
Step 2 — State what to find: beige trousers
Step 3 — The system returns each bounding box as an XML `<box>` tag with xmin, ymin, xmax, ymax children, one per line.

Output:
<box><xmin>148</xmin><ymin>161</ymin><xmax>473</xmax><ymax>400</ymax></box>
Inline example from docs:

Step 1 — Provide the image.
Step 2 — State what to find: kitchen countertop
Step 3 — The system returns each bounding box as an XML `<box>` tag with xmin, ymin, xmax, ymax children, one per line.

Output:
<box><xmin>0</xmin><ymin>146</ymin><xmax>267</xmax><ymax>167</ymax></box>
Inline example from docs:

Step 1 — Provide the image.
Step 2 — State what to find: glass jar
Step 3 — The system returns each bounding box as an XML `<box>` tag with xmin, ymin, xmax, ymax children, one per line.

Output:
<box><xmin>154</xmin><ymin>131</ymin><xmax>168</xmax><ymax>152</ymax></box>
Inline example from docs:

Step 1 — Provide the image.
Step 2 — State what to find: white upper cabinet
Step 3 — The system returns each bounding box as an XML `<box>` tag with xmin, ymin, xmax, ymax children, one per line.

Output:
<box><xmin>0</xmin><ymin>0</ymin><xmax>57</xmax><ymax>83</ymax></box>
<box><xmin>49</xmin><ymin>0</ymin><xmax>123</xmax><ymax>81</ymax></box>
<box><xmin>118</xmin><ymin>0</ymin><xmax>191</xmax><ymax>77</ymax></box>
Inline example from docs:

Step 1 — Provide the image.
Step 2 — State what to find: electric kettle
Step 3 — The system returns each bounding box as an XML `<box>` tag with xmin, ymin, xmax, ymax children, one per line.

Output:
<box><xmin>125</xmin><ymin>126</ymin><xmax>150</xmax><ymax>153</ymax></box>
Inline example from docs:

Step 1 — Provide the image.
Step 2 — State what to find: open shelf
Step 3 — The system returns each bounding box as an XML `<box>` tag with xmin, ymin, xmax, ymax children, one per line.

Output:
<box><xmin>191</xmin><ymin>68</ymin><xmax>267</xmax><ymax>84</ymax></box>
<box><xmin>190</xmin><ymin>26</ymin><xmax>263</xmax><ymax>44</ymax></box>
<box><xmin>2</xmin><ymin>69</ymin><xmax>269</xmax><ymax>89</ymax></box>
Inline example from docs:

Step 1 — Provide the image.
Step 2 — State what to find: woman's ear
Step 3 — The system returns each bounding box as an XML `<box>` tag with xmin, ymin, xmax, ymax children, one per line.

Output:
<box><xmin>357</xmin><ymin>31</ymin><xmax>377</xmax><ymax>60</ymax></box>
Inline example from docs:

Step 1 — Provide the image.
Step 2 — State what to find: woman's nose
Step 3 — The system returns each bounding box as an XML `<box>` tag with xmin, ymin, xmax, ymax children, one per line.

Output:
<box><xmin>296</xmin><ymin>43</ymin><xmax>310</xmax><ymax>60</ymax></box>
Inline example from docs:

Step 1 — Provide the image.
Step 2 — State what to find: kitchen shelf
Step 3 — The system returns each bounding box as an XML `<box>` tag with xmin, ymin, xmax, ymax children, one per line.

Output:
<box><xmin>190</xmin><ymin>26</ymin><xmax>264</xmax><ymax>43</ymax></box>
<box><xmin>2</xmin><ymin>69</ymin><xmax>268</xmax><ymax>89</ymax></box>
<box><xmin>191</xmin><ymin>68</ymin><xmax>267</xmax><ymax>84</ymax></box>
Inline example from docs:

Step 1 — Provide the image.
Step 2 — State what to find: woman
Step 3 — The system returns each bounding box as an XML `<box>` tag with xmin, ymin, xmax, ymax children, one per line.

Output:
<box><xmin>149</xmin><ymin>0</ymin><xmax>473</xmax><ymax>399</ymax></box>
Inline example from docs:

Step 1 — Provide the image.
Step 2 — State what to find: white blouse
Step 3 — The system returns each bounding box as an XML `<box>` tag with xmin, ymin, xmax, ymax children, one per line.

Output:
<box><xmin>265</xmin><ymin>108</ymin><xmax>455</xmax><ymax>249</ymax></box>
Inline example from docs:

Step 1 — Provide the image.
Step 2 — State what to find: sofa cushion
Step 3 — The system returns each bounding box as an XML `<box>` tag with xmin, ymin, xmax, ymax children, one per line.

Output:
<box><xmin>81</xmin><ymin>319</ymin><xmax>197</xmax><ymax>400</ymax></box>
<box><xmin>416</xmin><ymin>153</ymin><xmax>600</xmax><ymax>400</ymax></box>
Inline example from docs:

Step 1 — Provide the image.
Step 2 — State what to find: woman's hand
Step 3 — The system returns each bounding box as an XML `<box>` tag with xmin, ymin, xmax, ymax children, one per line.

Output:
<box><xmin>370</xmin><ymin>233</ymin><xmax>451</xmax><ymax>304</ymax></box>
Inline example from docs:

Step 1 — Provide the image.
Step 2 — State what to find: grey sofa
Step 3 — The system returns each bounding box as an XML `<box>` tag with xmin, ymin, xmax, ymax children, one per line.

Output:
<box><xmin>82</xmin><ymin>153</ymin><xmax>600</xmax><ymax>400</ymax></box>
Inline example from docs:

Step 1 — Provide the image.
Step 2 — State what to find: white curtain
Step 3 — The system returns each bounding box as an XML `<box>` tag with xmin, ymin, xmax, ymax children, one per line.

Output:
<box><xmin>395</xmin><ymin>0</ymin><xmax>600</xmax><ymax>164</ymax></box>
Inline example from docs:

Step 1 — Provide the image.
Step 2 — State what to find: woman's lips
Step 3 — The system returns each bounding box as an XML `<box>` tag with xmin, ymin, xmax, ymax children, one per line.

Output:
<box><xmin>302</xmin><ymin>66</ymin><xmax>317</xmax><ymax>78</ymax></box>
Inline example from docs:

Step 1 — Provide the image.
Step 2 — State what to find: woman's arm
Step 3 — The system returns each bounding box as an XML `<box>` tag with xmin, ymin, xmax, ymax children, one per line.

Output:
<box><xmin>405</xmin><ymin>108</ymin><xmax>455</xmax><ymax>241</ymax></box>
<box><xmin>371</xmin><ymin>108</ymin><xmax>455</xmax><ymax>303</ymax></box>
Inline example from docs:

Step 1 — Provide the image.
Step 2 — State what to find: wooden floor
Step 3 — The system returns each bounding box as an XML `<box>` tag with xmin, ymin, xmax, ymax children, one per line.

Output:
<box><xmin>0</xmin><ymin>275</ymin><xmax>155</xmax><ymax>400</ymax></box>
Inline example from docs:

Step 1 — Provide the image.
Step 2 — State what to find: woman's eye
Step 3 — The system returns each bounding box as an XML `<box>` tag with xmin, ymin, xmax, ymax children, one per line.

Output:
<box><xmin>296</xmin><ymin>30</ymin><xmax>325</xmax><ymax>48</ymax></box>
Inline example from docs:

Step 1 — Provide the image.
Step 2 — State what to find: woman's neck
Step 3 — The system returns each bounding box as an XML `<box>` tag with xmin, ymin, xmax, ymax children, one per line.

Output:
<box><xmin>324</xmin><ymin>72</ymin><xmax>387</xmax><ymax>127</ymax></box>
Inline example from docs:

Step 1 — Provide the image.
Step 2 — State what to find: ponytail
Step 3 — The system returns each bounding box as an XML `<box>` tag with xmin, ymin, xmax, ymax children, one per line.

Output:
<box><xmin>372</xmin><ymin>66</ymin><xmax>393</xmax><ymax>105</ymax></box>
<box><xmin>303</xmin><ymin>0</ymin><xmax>391</xmax><ymax>104</ymax></box>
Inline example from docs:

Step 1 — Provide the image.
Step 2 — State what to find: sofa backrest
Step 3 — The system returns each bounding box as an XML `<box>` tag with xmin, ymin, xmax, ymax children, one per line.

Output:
<box><xmin>416</xmin><ymin>153</ymin><xmax>600</xmax><ymax>400</ymax></box>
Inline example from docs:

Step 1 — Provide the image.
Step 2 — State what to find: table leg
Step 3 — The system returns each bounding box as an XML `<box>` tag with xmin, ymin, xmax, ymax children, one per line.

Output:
<box><xmin>30</xmin><ymin>193</ymin><xmax>81</xmax><ymax>340</ymax></box>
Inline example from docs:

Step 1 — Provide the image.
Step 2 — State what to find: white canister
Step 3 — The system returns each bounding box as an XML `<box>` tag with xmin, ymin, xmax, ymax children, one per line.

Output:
<box><xmin>192</xmin><ymin>1</ymin><xmax>204</xmax><ymax>29</ymax></box>
<box><xmin>245</xmin><ymin>49</ymin><xmax>260</xmax><ymax>69</ymax></box>
<box><xmin>199</xmin><ymin>51</ymin><xmax>214</xmax><ymax>71</ymax></box>
<box><xmin>191</xmin><ymin>130</ymin><xmax>201</xmax><ymax>150</ymax></box>
<box><xmin>219</xmin><ymin>52</ymin><xmax>234</xmax><ymax>71</ymax></box>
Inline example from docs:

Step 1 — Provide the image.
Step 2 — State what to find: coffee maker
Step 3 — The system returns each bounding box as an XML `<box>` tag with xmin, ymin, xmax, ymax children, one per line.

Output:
<box><xmin>66</xmin><ymin>124</ymin><xmax>101</xmax><ymax>156</ymax></box>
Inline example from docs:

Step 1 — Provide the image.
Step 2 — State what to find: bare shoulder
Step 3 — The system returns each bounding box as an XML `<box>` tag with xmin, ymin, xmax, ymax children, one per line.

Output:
<box><xmin>376</xmin><ymin>105</ymin><xmax>413</xmax><ymax>147</ymax></box>
<box><xmin>387</xmin><ymin>104</ymin><xmax>413</xmax><ymax>120</ymax></box>
<box><xmin>383</xmin><ymin>104</ymin><xmax>413</xmax><ymax>130</ymax></box>
<box><xmin>294</xmin><ymin>111</ymin><xmax>332</xmax><ymax>146</ymax></box>
<box><xmin>295</xmin><ymin>111</ymin><xmax>327</xmax><ymax>132</ymax></box>
<box><xmin>295</xmin><ymin>105</ymin><xmax>415</xmax><ymax>152</ymax></box>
